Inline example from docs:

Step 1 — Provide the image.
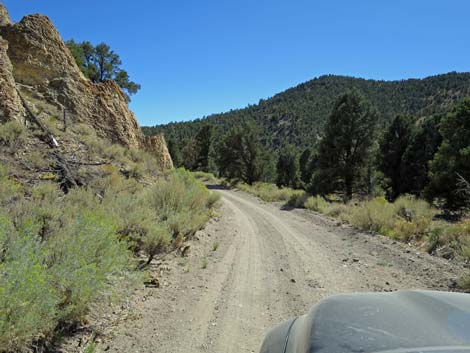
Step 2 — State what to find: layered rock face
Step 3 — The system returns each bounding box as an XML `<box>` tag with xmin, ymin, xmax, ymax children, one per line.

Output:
<box><xmin>0</xmin><ymin>3</ymin><xmax>172</xmax><ymax>168</ymax></box>
<box><xmin>144</xmin><ymin>134</ymin><xmax>174</xmax><ymax>170</ymax></box>
<box><xmin>0</xmin><ymin>13</ymin><xmax>143</xmax><ymax>148</ymax></box>
<box><xmin>0</xmin><ymin>3</ymin><xmax>10</xmax><ymax>26</ymax></box>
<box><xmin>0</xmin><ymin>35</ymin><xmax>25</xmax><ymax>122</ymax></box>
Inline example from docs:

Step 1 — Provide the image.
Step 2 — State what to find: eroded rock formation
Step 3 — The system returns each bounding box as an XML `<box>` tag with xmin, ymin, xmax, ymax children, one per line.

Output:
<box><xmin>0</xmin><ymin>3</ymin><xmax>172</xmax><ymax>168</ymax></box>
<box><xmin>144</xmin><ymin>134</ymin><xmax>174</xmax><ymax>170</ymax></box>
<box><xmin>0</xmin><ymin>35</ymin><xmax>25</xmax><ymax>122</ymax></box>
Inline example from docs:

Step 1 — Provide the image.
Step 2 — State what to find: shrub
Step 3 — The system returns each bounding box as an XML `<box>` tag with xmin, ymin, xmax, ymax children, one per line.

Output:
<box><xmin>47</xmin><ymin>211</ymin><xmax>131</xmax><ymax>323</ymax></box>
<box><xmin>238</xmin><ymin>182</ymin><xmax>297</xmax><ymax>202</ymax></box>
<box><xmin>146</xmin><ymin>169</ymin><xmax>212</xmax><ymax>239</ymax></box>
<box><xmin>0</xmin><ymin>120</ymin><xmax>28</xmax><ymax>151</ymax></box>
<box><xmin>441</xmin><ymin>219</ymin><xmax>470</xmax><ymax>261</ymax></box>
<box><xmin>304</xmin><ymin>195</ymin><xmax>329</xmax><ymax>213</ymax></box>
<box><xmin>394</xmin><ymin>195</ymin><xmax>435</xmax><ymax>223</ymax></box>
<box><xmin>141</xmin><ymin>223</ymin><xmax>171</xmax><ymax>266</ymax></box>
<box><xmin>389</xmin><ymin>196</ymin><xmax>435</xmax><ymax>241</ymax></box>
<box><xmin>348</xmin><ymin>198</ymin><xmax>396</xmax><ymax>233</ymax></box>
<box><xmin>325</xmin><ymin>203</ymin><xmax>349</xmax><ymax>219</ymax></box>
<box><xmin>0</xmin><ymin>170</ymin><xmax>22</xmax><ymax>206</ymax></box>
<box><xmin>192</xmin><ymin>171</ymin><xmax>219</xmax><ymax>184</ymax></box>
<box><xmin>286</xmin><ymin>191</ymin><xmax>309</xmax><ymax>208</ymax></box>
<box><xmin>207</xmin><ymin>192</ymin><xmax>221</xmax><ymax>208</ymax></box>
<box><xmin>0</xmin><ymin>227</ymin><xmax>58</xmax><ymax>352</ymax></box>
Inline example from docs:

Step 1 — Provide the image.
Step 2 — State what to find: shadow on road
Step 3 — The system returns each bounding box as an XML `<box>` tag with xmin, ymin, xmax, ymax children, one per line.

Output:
<box><xmin>206</xmin><ymin>184</ymin><xmax>230</xmax><ymax>191</ymax></box>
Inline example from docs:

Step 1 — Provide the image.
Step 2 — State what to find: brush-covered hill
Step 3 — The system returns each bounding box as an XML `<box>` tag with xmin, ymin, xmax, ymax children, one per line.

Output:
<box><xmin>144</xmin><ymin>72</ymin><xmax>470</xmax><ymax>149</ymax></box>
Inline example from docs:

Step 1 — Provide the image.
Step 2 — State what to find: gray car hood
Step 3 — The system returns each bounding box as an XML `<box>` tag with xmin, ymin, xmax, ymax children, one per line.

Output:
<box><xmin>260</xmin><ymin>290</ymin><xmax>470</xmax><ymax>353</ymax></box>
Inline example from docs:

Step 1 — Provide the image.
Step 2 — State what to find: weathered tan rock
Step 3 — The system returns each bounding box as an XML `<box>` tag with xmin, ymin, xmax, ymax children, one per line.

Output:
<box><xmin>0</xmin><ymin>5</ymin><xmax>173</xmax><ymax>169</ymax></box>
<box><xmin>0</xmin><ymin>3</ymin><xmax>11</xmax><ymax>26</ymax></box>
<box><xmin>144</xmin><ymin>134</ymin><xmax>174</xmax><ymax>170</ymax></box>
<box><xmin>0</xmin><ymin>35</ymin><xmax>25</xmax><ymax>122</ymax></box>
<box><xmin>0</xmin><ymin>14</ymin><xmax>143</xmax><ymax>149</ymax></box>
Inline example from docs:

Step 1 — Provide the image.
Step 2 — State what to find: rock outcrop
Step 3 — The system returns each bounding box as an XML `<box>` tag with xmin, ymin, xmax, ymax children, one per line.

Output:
<box><xmin>144</xmin><ymin>134</ymin><xmax>174</xmax><ymax>170</ymax></box>
<box><xmin>0</xmin><ymin>13</ymin><xmax>143</xmax><ymax>148</ymax></box>
<box><xmin>0</xmin><ymin>3</ymin><xmax>173</xmax><ymax>168</ymax></box>
<box><xmin>0</xmin><ymin>35</ymin><xmax>25</xmax><ymax>122</ymax></box>
<box><xmin>0</xmin><ymin>3</ymin><xmax>10</xmax><ymax>26</ymax></box>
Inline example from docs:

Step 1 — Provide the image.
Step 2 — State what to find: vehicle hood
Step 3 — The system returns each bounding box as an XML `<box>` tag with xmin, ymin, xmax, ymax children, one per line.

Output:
<box><xmin>261</xmin><ymin>290</ymin><xmax>470</xmax><ymax>353</ymax></box>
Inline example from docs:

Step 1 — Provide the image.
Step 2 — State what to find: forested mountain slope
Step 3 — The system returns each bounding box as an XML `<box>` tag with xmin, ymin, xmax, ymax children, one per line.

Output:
<box><xmin>144</xmin><ymin>72</ymin><xmax>470</xmax><ymax>149</ymax></box>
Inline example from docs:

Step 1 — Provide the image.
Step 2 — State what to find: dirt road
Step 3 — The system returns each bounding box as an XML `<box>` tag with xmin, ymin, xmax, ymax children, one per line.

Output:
<box><xmin>98</xmin><ymin>188</ymin><xmax>465</xmax><ymax>353</ymax></box>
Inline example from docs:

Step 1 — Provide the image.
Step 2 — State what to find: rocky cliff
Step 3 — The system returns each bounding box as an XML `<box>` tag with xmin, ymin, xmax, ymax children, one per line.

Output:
<box><xmin>0</xmin><ymin>3</ymin><xmax>172</xmax><ymax>167</ymax></box>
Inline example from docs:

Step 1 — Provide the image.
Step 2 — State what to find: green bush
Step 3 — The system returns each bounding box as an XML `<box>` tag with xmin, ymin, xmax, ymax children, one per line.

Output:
<box><xmin>441</xmin><ymin>219</ymin><xmax>470</xmax><ymax>260</ymax></box>
<box><xmin>0</xmin><ymin>234</ymin><xmax>58</xmax><ymax>352</ymax></box>
<box><xmin>393</xmin><ymin>195</ymin><xmax>435</xmax><ymax>223</ymax></box>
<box><xmin>0</xmin><ymin>120</ymin><xmax>28</xmax><ymax>151</ymax></box>
<box><xmin>325</xmin><ymin>203</ymin><xmax>348</xmax><ymax>218</ymax></box>
<box><xmin>238</xmin><ymin>182</ymin><xmax>298</xmax><ymax>202</ymax></box>
<box><xmin>47</xmin><ymin>211</ymin><xmax>131</xmax><ymax>322</ymax></box>
<box><xmin>207</xmin><ymin>192</ymin><xmax>221</xmax><ymax>208</ymax></box>
<box><xmin>192</xmin><ymin>171</ymin><xmax>219</xmax><ymax>184</ymax></box>
<box><xmin>286</xmin><ymin>191</ymin><xmax>309</xmax><ymax>208</ymax></box>
<box><xmin>141</xmin><ymin>223</ymin><xmax>172</xmax><ymax>265</ymax></box>
<box><xmin>348</xmin><ymin>197</ymin><xmax>396</xmax><ymax>233</ymax></box>
<box><xmin>146</xmin><ymin>169</ymin><xmax>214</xmax><ymax>239</ymax></box>
<box><xmin>304</xmin><ymin>195</ymin><xmax>329</xmax><ymax>213</ymax></box>
<box><xmin>0</xmin><ymin>161</ymin><xmax>215</xmax><ymax>352</ymax></box>
<box><xmin>0</xmin><ymin>177</ymin><xmax>134</xmax><ymax>351</ymax></box>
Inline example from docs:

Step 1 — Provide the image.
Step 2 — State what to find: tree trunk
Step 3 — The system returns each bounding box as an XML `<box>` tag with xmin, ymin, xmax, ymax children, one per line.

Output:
<box><xmin>345</xmin><ymin>174</ymin><xmax>353</xmax><ymax>202</ymax></box>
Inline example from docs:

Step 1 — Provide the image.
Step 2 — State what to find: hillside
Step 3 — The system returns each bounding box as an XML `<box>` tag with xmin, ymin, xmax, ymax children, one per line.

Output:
<box><xmin>144</xmin><ymin>72</ymin><xmax>470</xmax><ymax>149</ymax></box>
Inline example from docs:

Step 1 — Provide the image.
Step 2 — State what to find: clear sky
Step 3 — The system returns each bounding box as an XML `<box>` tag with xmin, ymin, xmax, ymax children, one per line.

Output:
<box><xmin>3</xmin><ymin>0</ymin><xmax>470</xmax><ymax>126</ymax></box>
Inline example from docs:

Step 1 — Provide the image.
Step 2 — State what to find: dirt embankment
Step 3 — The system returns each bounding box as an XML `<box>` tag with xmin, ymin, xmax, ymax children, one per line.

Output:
<box><xmin>87</xmin><ymin>188</ymin><xmax>466</xmax><ymax>353</ymax></box>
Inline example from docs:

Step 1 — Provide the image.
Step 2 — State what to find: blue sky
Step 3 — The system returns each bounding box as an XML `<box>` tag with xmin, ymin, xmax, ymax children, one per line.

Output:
<box><xmin>3</xmin><ymin>1</ymin><xmax>470</xmax><ymax>126</ymax></box>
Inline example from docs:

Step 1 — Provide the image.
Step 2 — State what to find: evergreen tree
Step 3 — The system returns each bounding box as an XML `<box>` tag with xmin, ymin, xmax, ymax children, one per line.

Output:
<box><xmin>276</xmin><ymin>144</ymin><xmax>300</xmax><ymax>188</ymax></box>
<box><xmin>313</xmin><ymin>91</ymin><xmax>379</xmax><ymax>200</ymax></box>
<box><xmin>215</xmin><ymin>121</ymin><xmax>270</xmax><ymax>184</ymax></box>
<box><xmin>66</xmin><ymin>40</ymin><xmax>140</xmax><ymax>100</ymax></box>
<box><xmin>182</xmin><ymin>138</ymin><xmax>199</xmax><ymax>170</ymax></box>
<box><xmin>426</xmin><ymin>99</ymin><xmax>470</xmax><ymax>211</ymax></box>
<box><xmin>378</xmin><ymin>115</ymin><xmax>416</xmax><ymax>200</ymax></box>
<box><xmin>194</xmin><ymin>124</ymin><xmax>213</xmax><ymax>171</ymax></box>
<box><xmin>401</xmin><ymin>115</ymin><xmax>442</xmax><ymax>196</ymax></box>
<box><xmin>299</xmin><ymin>148</ymin><xmax>312</xmax><ymax>186</ymax></box>
<box><xmin>166</xmin><ymin>137</ymin><xmax>182</xmax><ymax>167</ymax></box>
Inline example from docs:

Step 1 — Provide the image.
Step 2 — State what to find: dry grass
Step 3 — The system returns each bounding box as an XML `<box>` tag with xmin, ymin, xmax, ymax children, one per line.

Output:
<box><xmin>238</xmin><ymin>182</ymin><xmax>301</xmax><ymax>203</ymax></box>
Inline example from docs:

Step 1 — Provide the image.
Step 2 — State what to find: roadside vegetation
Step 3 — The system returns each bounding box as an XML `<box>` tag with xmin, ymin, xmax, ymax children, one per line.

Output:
<box><xmin>0</xmin><ymin>129</ymin><xmax>219</xmax><ymax>352</ymax></box>
<box><xmin>148</xmin><ymin>92</ymin><xmax>470</xmax><ymax>290</ymax></box>
<box><xmin>237</xmin><ymin>181</ymin><xmax>470</xmax><ymax>288</ymax></box>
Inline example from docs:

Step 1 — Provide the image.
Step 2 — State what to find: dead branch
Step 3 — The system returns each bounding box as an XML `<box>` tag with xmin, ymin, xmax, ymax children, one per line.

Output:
<box><xmin>66</xmin><ymin>160</ymin><xmax>109</xmax><ymax>166</ymax></box>
<box><xmin>16</xmin><ymin>88</ymin><xmax>59</xmax><ymax>148</ymax></box>
<box><xmin>456</xmin><ymin>172</ymin><xmax>470</xmax><ymax>198</ymax></box>
<box><xmin>52</xmin><ymin>152</ymin><xmax>82</xmax><ymax>193</ymax></box>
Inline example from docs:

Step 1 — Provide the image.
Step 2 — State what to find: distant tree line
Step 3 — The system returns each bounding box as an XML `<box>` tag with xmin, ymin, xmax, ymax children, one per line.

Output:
<box><xmin>160</xmin><ymin>90</ymin><xmax>470</xmax><ymax>214</ymax></box>
<box><xmin>144</xmin><ymin>73</ymin><xmax>470</xmax><ymax>151</ymax></box>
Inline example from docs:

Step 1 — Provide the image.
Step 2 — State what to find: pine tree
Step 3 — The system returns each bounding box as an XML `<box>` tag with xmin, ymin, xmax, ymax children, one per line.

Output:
<box><xmin>313</xmin><ymin>91</ymin><xmax>379</xmax><ymax>200</ymax></box>
<box><xmin>401</xmin><ymin>115</ymin><xmax>442</xmax><ymax>196</ymax></box>
<box><xmin>194</xmin><ymin>124</ymin><xmax>213</xmax><ymax>171</ymax></box>
<box><xmin>276</xmin><ymin>144</ymin><xmax>300</xmax><ymax>188</ymax></box>
<box><xmin>66</xmin><ymin>40</ymin><xmax>140</xmax><ymax>100</ymax></box>
<box><xmin>215</xmin><ymin>121</ymin><xmax>270</xmax><ymax>184</ymax></box>
<box><xmin>166</xmin><ymin>137</ymin><xmax>182</xmax><ymax>167</ymax></box>
<box><xmin>426</xmin><ymin>99</ymin><xmax>470</xmax><ymax>211</ymax></box>
<box><xmin>378</xmin><ymin>115</ymin><xmax>416</xmax><ymax>200</ymax></box>
<box><xmin>299</xmin><ymin>148</ymin><xmax>312</xmax><ymax>186</ymax></box>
